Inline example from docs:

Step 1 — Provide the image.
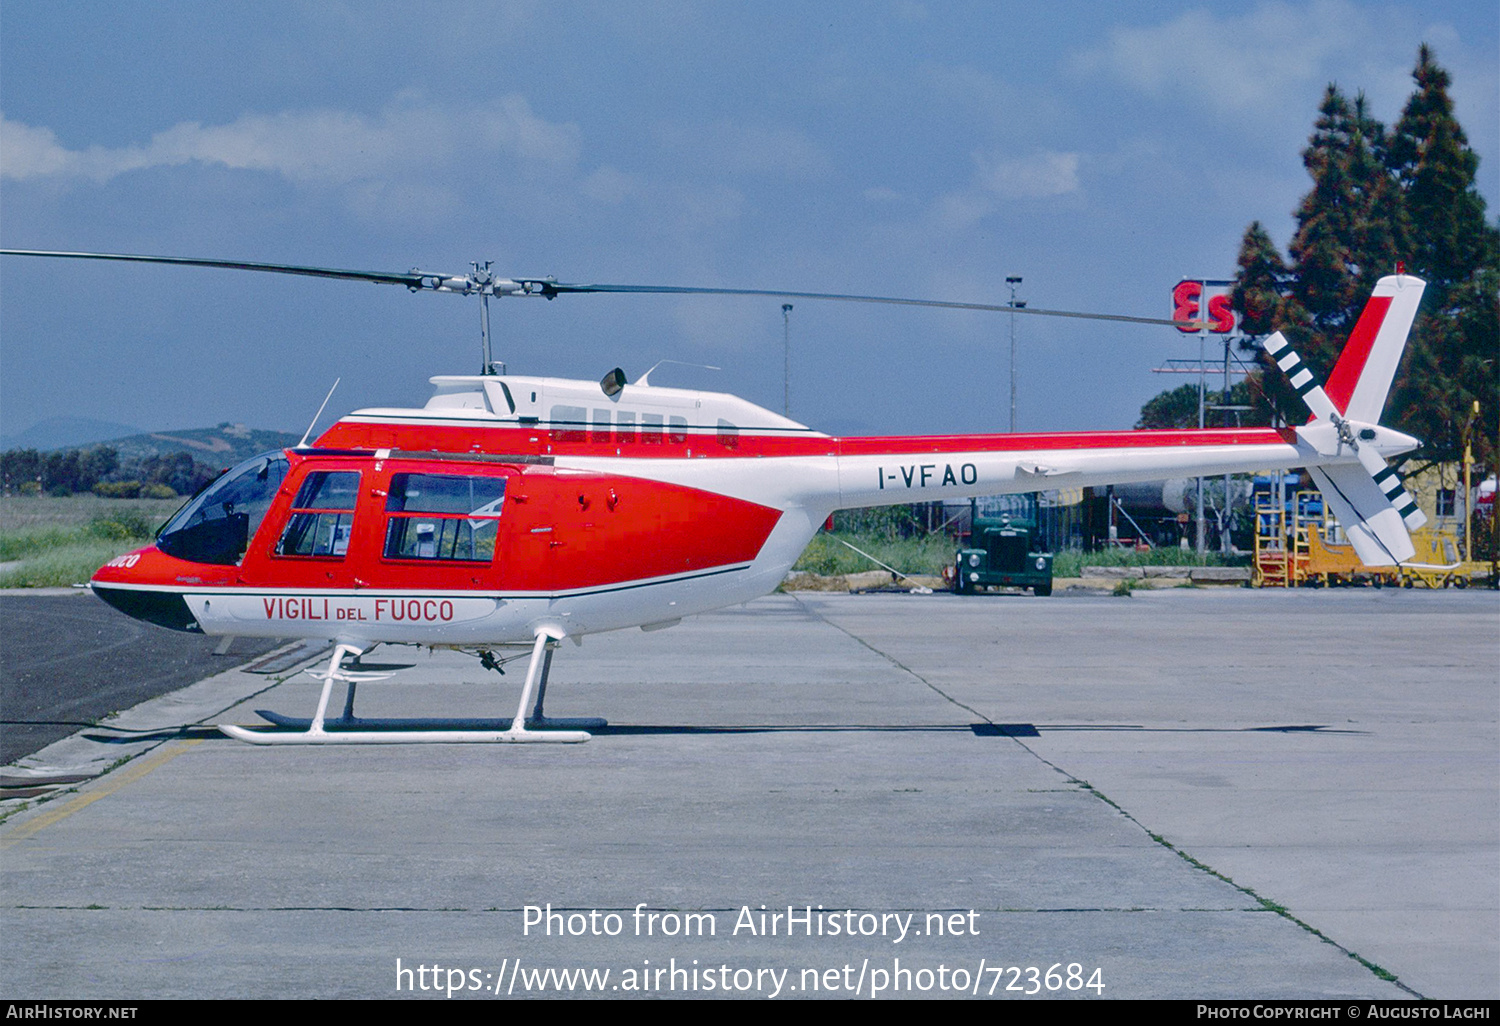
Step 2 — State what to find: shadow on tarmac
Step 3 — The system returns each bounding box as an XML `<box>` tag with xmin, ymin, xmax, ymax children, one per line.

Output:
<box><xmin>40</xmin><ymin>719</ymin><xmax>1367</xmax><ymax>744</ymax></box>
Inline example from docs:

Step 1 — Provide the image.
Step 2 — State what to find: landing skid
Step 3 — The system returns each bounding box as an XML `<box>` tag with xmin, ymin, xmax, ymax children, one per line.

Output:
<box><xmin>218</xmin><ymin>633</ymin><xmax>602</xmax><ymax>745</ymax></box>
<box><xmin>250</xmin><ymin>711</ymin><xmax>606</xmax><ymax>732</ymax></box>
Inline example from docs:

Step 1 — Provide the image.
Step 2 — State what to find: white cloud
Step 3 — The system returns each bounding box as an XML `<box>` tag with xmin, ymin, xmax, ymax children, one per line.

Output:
<box><xmin>974</xmin><ymin>150</ymin><xmax>1081</xmax><ymax>199</ymax></box>
<box><xmin>0</xmin><ymin>95</ymin><xmax>580</xmax><ymax>185</ymax></box>
<box><xmin>650</xmin><ymin>120</ymin><xmax>832</xmax><ymax>180</ymax></box>
<box><xmin>931</xmin><ymin>189</ymin><xmax>998</xmax><ymax>231</ymax></box>
<box><xmin>0</xmin><ymin>117</ymin><xmax>76</xmax><ymax>179</ymax></box>
<box><xmin>1066</xmin><ymin>0</ymin><xmax>1437</xmax><ymax>120</ymax></box>
<box><xmin>670</xmin><ymin>183</ymin><xmax>746</xmax><ymax>232</ymax></box>
<box><xmin>581</xmin><ymin>165</ymin><xmax>645</xmax><ymax>204</ymax></box>
<box><xmin>922</xmin><ymin>149</ymin><xmax>1083</xmax><ymax>232</ymax></box>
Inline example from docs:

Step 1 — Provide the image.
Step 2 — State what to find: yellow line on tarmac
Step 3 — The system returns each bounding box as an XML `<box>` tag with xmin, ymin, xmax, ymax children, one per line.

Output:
<box><xmin>0</xmin><ymin>740</ymin><xmax>203</xmax><ymax>848</ymax></box>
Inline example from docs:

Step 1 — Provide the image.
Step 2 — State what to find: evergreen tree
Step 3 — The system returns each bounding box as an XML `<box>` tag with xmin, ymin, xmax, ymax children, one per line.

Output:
<box><xmin>1230</xmin><ymin>221</ymin><xmax>1303</xmax><ymax>424</ymax></box>
<box><xmin>1231</xmin><ymin>221</ymin><xmax>1290</xmax><ymax>336</ymax></box>
<box><xmin>1386</xmin><ymin>45</ymin><xmax>1492</xmax><ymax>296</ymax></box>
<box><xmin>1221</xmin><ymin>48</ymin><xmax>1496</xmax><ymax>469</ymax></box>
<box><xmin>1285</xmin><ymin>86</ymin><xmax>1406</xmax><ymax>378</ymax></box>
<box><xmin>1382</xmin><ymin>46</ymin><xmax>1500</xmax><ymax>468</ymax></box>
<box><xmin>1136</xmin><ymin>381</ymin><xmax>1267</xmax><ymax>430</ymax></box>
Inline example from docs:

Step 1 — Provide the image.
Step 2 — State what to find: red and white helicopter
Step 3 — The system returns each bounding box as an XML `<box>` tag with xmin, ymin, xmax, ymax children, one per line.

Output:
<box><xmin>1</xmin><ymin>250</ymin><xmax>1428</xmax><ymax>745</ymax></box>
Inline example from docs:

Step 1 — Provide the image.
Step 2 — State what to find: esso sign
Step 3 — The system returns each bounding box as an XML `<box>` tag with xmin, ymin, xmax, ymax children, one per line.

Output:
<box><xmin>1172</xmin><ymin>279</ymin><xmax>1237</xmax><ymax>334</ymax></box>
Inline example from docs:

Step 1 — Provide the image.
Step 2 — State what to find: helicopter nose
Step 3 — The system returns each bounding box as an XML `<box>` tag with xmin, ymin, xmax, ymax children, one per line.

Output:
<box><xmin>90</xmin><ymin>548</ymin><xmax>204</xmax><ymax>633</ymax></box>
<box><xmin>91</xmin><ymin>582</ymin><xmax>203</xmax><ymax>633</ymax></box>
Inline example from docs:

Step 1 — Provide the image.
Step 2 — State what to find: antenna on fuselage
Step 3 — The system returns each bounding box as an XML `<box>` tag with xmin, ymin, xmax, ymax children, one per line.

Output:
<box><xmin>298</xmin><ymin>378</ymin><xmax>341</xmax><ymax>449</ymax></box>
<box><xmin>637</xmin><ymin>360</ymin><xmax>722</xmax><ymax>387</ymax></box>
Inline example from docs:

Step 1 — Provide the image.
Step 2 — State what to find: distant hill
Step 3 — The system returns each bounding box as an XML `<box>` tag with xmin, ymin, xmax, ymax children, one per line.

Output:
<box><xmin>105</xmin><ymin>424</ymin><xmax>302</xmax><ymax>468</ymax></box>
<box><xmin>1</xmin><ymin>420</ymin><xmax>301</xmax><ymax>466</ymax></box>
<box><xmin>0</xmin><ymin>416</ymin><xmax>144</xmax><ymax>452</ymax></box>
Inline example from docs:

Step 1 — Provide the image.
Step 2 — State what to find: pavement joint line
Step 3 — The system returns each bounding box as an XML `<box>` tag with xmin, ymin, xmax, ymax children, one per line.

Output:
<box><xmin>1004</xmin><ymin>738</ymin><xmax>1425</xmax><ymax>1000</ymax></box>
<box><xmin>793</xmin><ymin>594</ymin><xmax>1424</xmax><ymax>1000</ymax></box>
<box><xmin>790</xmin><ymin>594</ymin><xmax>993</xmax><ymax>725</ymax></box>
<box><xmin>0</xmin><ymin>740</ymin><xmax>202</xmax><ymax>848</ymax></box>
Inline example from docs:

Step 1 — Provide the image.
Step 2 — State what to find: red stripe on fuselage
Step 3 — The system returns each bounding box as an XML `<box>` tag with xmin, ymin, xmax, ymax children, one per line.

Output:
<box><xmin>317</xmin><ymin>419</ymin><xmax>1292</xmax><ymax>459</ymax></box>
<box><xmin>834</xmin><ymin>427</ymin><xmax>1291</xmax><ymax>455</ymax></box>
<box><xmin>1323</xmin><ymin>295</ymin><xmax>1392</xmax><ymax>414</ymax></box>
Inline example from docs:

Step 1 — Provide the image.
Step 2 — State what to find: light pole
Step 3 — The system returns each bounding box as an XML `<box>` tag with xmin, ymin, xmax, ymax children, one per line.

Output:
<box><xmin>1006</xmin><ymin>276</ymin><xmax>1024</xmax><ymax>432</ymax></box>
<box><xmin>781</xmin><ymin>304</ymin><xmax>793</xmax><ymax>418</ymax></box>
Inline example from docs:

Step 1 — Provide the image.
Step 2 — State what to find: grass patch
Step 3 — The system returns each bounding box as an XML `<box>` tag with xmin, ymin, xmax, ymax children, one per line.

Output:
<box><xmin>793</xmin><ymin>531</ymin><xmax>954</xmax><ymax>577</ymax></box>
<box><xmin>0</xmin><ymin>496</ymin><xmax>173</xmax><ymax>587</ymax></box>
<box><xmin>0</xmin><ymin>541</ymin><xmax>145</xmax><ymax>587</ymax></box>
<box><xmin>0</xmin><ymin>493</ymin><xmax>183</xmax><ymax>532</ymax></box>
<box><xmin>1052</xmin><ymin>547</ymin><xmax>1244</xmax><ymax>577</ymax></box>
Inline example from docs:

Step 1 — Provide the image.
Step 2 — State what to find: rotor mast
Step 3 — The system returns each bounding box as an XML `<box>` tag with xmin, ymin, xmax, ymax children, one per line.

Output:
<box><xmin>472</xmin><ymin>262</ymin><xmax>500</xmax><ymax>375</ymax></box>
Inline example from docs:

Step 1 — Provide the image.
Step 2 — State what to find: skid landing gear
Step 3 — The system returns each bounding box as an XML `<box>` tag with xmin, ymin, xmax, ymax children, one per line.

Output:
<box><xmin>218</xmin><ymin>631</ymin><xmax>604</xmax><ymax>744</ymax></box>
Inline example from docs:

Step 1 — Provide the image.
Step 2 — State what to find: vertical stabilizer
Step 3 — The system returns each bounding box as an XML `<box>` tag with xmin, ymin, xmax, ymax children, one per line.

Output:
<box><xmin>1265</xmin><ymin>274</ymin><xmax>1428</xmax><ymax>567</ymax></box>
<box><xmin>1323</xmin><ymin>274</ymin><xmax>1425</xmax><ymax>422</ymax></box>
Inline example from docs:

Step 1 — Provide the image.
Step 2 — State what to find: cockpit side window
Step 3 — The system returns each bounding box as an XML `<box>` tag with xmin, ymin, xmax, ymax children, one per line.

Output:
<box><xmin>156</xmin><ymin>452</ymin><xmax>288</xmax><ymax>565</ymax></box>
<box><xmin>275</xmin><ymin>471</ymin><xmax>361</xmax><ymax>558</ymax></box>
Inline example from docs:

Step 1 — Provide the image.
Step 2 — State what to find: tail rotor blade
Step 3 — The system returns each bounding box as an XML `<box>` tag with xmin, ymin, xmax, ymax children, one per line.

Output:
<box><xmin>1262</xmin><ymin>331</ymin><xmax>1338</xmax><ymax>422</ymax></box>
<box><xmin>1357</xmin><ymin>448</ymin><xmax>1428</xmax><ymax>531</ymax></box>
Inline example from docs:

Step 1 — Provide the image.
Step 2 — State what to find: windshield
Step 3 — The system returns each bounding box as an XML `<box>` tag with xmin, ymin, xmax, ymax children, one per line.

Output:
<box><xmin>157</xmin><ymin>451</ymin><xmax>288</xmax><ymax>565</ymax></box>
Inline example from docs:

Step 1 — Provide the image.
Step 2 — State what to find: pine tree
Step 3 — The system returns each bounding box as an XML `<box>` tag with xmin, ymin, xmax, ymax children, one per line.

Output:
<box><xmin>1182</xmin><ymin>48</ymin><xmax>1495</xmax><ymax>470</ymax></box>
<box><xmin>1383</xmin><ymin>46</ymin><xmax>1500</xmax><ymax>468</ymax></box>
<box><xmin>1231</xmin><ymin>221</ymin><xmax>1291</xmax><ymax>336</ymax></box>
<box><xmin>1387</xmin><ymin>45</ymin><xmax>1492</xmax><ymax>297</ymax></box>
<box><xmin>1230</xmin><ymin>221</ymin><xmax>1302</xmax><ymax>423</ymax></box>
<box><xmin>1285</xmin><ymin>86</ymin><xmax>1406</xmax><ymax>378</ymax></box>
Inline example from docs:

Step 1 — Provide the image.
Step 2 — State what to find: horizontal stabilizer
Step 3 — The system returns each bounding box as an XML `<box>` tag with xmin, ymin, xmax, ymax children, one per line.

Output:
<box><xmin>1306</xmin><ymin>464</ymin><xmax>1416</xmax><ymax>565</ymax></box>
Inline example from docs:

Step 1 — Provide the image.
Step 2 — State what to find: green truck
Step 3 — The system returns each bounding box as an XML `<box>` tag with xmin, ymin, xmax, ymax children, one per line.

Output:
<box><xmin>953</xmin><ymin>512</ymin><xmax>1054</xmax><ymax>596</ymax></box>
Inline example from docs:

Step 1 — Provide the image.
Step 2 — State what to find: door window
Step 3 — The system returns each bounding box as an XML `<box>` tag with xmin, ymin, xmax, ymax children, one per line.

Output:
<box><xmin>383</xmin><ymin>472</ymin><xmax>506</xmax><ymax>562</ymax></box>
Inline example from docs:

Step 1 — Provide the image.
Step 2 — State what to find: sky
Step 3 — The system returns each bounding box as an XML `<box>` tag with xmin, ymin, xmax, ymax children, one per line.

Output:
<box><xmin>2</xmin><ymin>0</ymin><xmax>1496</xmax><ymax>441</ymax></box>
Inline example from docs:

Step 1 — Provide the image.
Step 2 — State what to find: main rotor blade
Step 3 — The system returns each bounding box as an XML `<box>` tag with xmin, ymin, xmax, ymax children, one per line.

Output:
<box><xmin>0</xmin><ymin>249</ymin><xmax>1202</xmax><ymax>328</ymax></box>
<box><xmin>528</xmin><ymin>280</ymin><xmax>1200</xmax><ymax>328</ymax></box>
<box><xmin>0</xmin><ymin>249</ymin><xmax>430</xmax><ymax>288</ymax></box>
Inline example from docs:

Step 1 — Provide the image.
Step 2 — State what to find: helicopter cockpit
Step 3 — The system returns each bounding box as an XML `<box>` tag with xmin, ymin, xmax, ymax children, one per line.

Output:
<box><xmin>156</xmin><ymin>451</ymin><xmax>288</xmax><ymax>565</ymax></box>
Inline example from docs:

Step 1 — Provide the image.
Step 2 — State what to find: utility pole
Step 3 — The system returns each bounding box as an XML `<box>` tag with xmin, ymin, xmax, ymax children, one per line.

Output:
<box><xmin>1006</xmin><ymin>276</ymin><xmax>1023</xmax><ymax>432</ymax></box>
<box><xmin>781</xmin><ymin>304</ymin><xmax>793</xmax><ymax>418</ymax></box>
<box><xmin>1196</xmin><ymin>324</ymin><xmax>1206</xmax><ymax>556</ymax></box>
<box><xmin>1222</xmin><ymin>333</ymin><xmax>1234</xmax><ymax>555</ymax></box>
